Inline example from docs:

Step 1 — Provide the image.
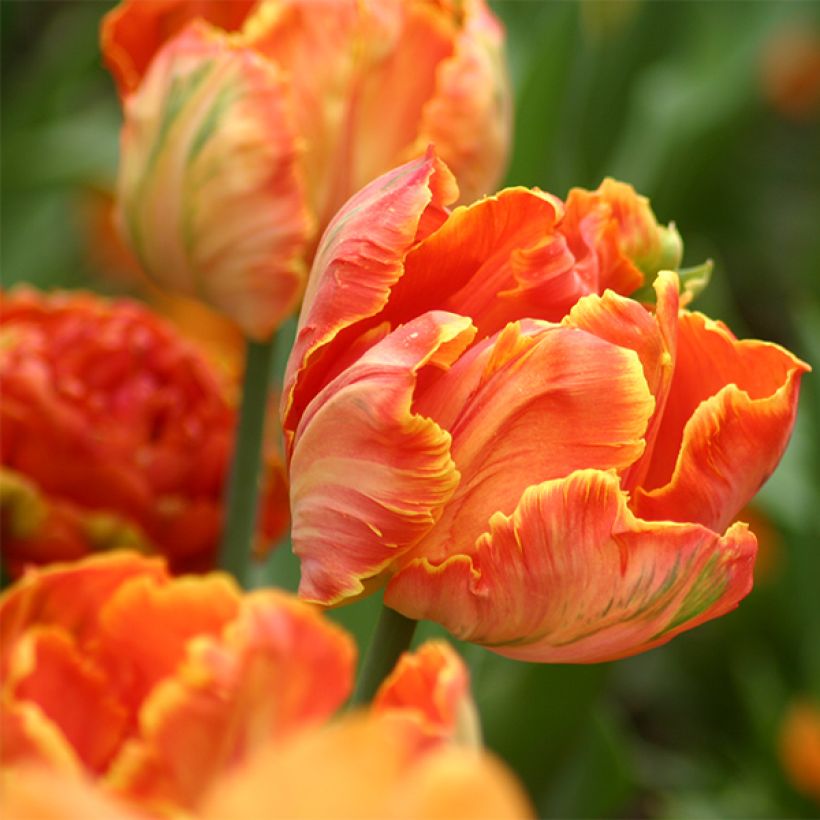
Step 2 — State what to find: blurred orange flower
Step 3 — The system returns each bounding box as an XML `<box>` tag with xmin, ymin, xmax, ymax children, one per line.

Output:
<box><xmin>281</xmin><ymin>151</ymin><xmax>809</xmax><ymax>662</ymax></box>
<box><xmin>0</xmin><ymin>288</ymin><xmax>288</xmax><ymax>576</ymax></box>
<box><xmin>761</xmin><ymin>26</ymin><xmax>820</xmax><ymax>121</ymax></box>
<box><xmin>100</xmin><ymin>0</ymin><xmax>511</xmax><ymax>340</ymax></box>
<box><xmin>0</xmin><ymin>553</ymin><xmax>531</xmax><ymax>819</ymax></box>
<box><xmin>779</xmin><ymin>700</ymin><xmax>820</xmax><ymax>805</ymax></box>
<box><xmin>0</xmin><ymin>552</ymin><xmax>355</xmax><ymax>813</ymax></box>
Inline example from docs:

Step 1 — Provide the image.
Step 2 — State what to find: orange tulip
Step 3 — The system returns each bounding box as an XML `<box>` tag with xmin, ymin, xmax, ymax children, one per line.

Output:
<box><xmin>0</xmin><ymin>553</ymin><xmax>530</xmax><ymax>818</ymax></box>
<box><xmin>0</xmin><ymin>288</ymin><xmax>288</xmax><ymax>576</ymax></box>
<box><xmin>374</xmin><ymin>640</ymin><xmax>481</xmax><ymax>749</ymax></box>
<box><xmin>3</xmin><ymin>717</ymin><xmax>532</xmax><ymax>820</ymax></box>
<box><xmin>101</xmin><ymin>0</ymin><xmax>511</xmax><ymax>340</ymax></box>
<box><xmin>0</xmin><ymin>552</ymin><xmax>355</xmax><ymax>813</ymax></box>
<box><xmin>281</xmin><ymin>151</ymin><xmax>809</xmax><ymax>663</ymax></box>
<box><xmin>201</xmin><ymin>712</ymin><xmax>532</xmax><ymax>820</ymax></box>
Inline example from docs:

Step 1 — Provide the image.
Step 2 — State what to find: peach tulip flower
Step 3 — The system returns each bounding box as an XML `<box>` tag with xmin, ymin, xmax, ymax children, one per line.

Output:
<box><xmin>0</xmin><ymin>552</ymin><xmax>530</xmax><ymax>818</ymax></box>
<box><xmin>101</xmin><ymin>0</ymin><xmax>511</xmax><ymax>339</ymax></box>
<box><xmin>281</xmin><ymin>150</ymin><xmax>809</xmax><ymax>663</ymax></box>
<box><xmin>0</xmin><ymin>289</ymin><xmax>288</xmax><ymax>575</ymax></box>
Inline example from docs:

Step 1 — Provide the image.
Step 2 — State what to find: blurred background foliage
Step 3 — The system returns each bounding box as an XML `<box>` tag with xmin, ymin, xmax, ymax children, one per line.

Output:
<box><xmin>2</xmin><ymin>1</ymin><xmax>820</xmax><ymax>817</ymax></box>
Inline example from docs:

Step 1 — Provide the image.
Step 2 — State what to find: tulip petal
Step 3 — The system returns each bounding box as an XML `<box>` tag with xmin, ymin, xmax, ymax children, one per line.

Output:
<box><xmin>6</xmin><ymin>628</ymin><xmax>130</xmax><ymax>773</ymax></box>
<box><xmin>201</xmin><ymin>713</ymin><xmax>533</xmax><ymax>820</ymax></box>
<box><xmin>118</xmin><ymin>23</ymin><xmax>311</xmax><ymax>340</ymax></box>
<box><xmin>409</xmin><ymin>321</ymin><xmax>654</xmax><ymax>564</ymax></box>
<box><xmin>282</xmin><ymin>149</ymin><xmax>458</xmax><ymax>441</ymax></box>
<box><xmin>2</xmin><ymin>767</ymin><xmax>143</xmax><ymax>820</ymax></box>
<box><xmin>382</xmin><ymin>187</ymin><xmax>583</xmax><ymax>338</ymax></box>
<box><xmin>98</xmin><ymin>572</ymin><xmax>240</xmax><ymax>709</ymax></box>
<box><xmin>0</xmin><ymin>553</ymin><xmax>167</xmax><ymax>671</ymax></box>
<box><xmin>106</xmin><ymin>591</ymin><xmax>355</xmax><ymax>811</ymax></box>
<box><xmin>101</xmin><ymin>0</ymin><xmax>257</xmax><ymax>97</ymax></box>
<box><xmin>563</xmin><ymin>271</ymin><xmax>679</xmax><ymax>491</ymax></box>
<box><xmin>0</xmin><ymin>697</ymin><xmax>83</xmax><ymax>773</ymax></box>
<box><xmin>387</xmin><ymin>470</ymin><xmax>756</xmax><ymax>663</ymax></box>
<box><xmin>412</xmin><ymin>0</ymin><xmax>511</xmax><ymax>205</ymax></box>
<box><xmin>560</xmin><ymin>178</ymin><xmax>682</xmax><ymax>296</ymax></box>
<box><xmin>373</xmin><ymin>641</ymin><xmax>477</xmax><ymax>747</ymax></box>
<box><xmin>634</xmin><ymin>312</ymin><xmax>810</xmax><ymax>532</ymax></box>
<box><xmin>290</xmin><ymin>312</ymin><xmax>475</xmax><ymax>604</ymax></box>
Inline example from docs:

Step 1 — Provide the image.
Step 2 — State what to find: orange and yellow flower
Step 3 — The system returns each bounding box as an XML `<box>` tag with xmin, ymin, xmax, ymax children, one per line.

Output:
<box><xmin>101</xmin><ymin>0</ymin><xmax>511</xmax><ymax>339</ymax></box>
<box><xmin>281</xmin><ymin>150</ymin><xmax>809</xmax><ymax>663</ymax></box>
<box><xmin>0</xmin><ymin>552</ymin><xmax>531</xmax><ymax>818</ymax></box>
<box><xmin>0</xmin><ymin>288</ymin><xmax>288</xmax><ymax>576</ymax></box>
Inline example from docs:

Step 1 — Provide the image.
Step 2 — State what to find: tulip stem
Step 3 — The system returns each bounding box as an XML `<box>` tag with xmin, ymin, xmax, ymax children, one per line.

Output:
<box><xmin>218</xmin><ymin>334</ymin><xmax>276</xmax><ymax>586</ymax></box>
<box><xmin>351</xmin><ymin>604</ymin><xmax>418</xmax><ymax>706</ymax></box>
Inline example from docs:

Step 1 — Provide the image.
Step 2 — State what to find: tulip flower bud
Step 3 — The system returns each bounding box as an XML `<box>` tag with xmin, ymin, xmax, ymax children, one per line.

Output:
<box><xmin>103</xmin><ymin>0</ymin><xmax>512</xmax><ymax>339</ymax></box>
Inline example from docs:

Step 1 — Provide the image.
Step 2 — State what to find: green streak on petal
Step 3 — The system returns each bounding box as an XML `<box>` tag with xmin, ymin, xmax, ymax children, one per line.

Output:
<box><xmin>187</xmin><ymin>81</ymin><xmax>237</xmax><ymax>167</ymax></box>
<box><xmin>657</xmin><ymin>552</ymin><xmax>728</xmax><ymax>636</ymax></box>
<box><xmin>146</xmin><ymin>60</ymin><xmax>214</xmax><ymax>179</ymax></box>
<box><xmin>182</xmin><ymin>80</ymin><xmax>238</xmax><ymax>262</ymax></box>
<box><xmin>126</xmin><ymin>61</ymin><xmax>215</xmax><ymax>267</ymax></box>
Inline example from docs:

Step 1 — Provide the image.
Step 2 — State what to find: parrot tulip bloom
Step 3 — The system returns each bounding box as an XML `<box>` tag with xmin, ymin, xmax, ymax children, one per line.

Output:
<box><xmin>1</xmin><ymin>552</ymin><xmax>528</xmax><ymax>817</ymax></box>
<box><xmin>282</xmin><ymin>151</ymin><xmax>809</xmax><ymax>663</ymax></box>
<box><xmin>0</xmin><ymin>288</ymin><xmax>288</xmax><ymax>576</ymax></box>
<box><xmin>102</xmin><ymin>0</ymin><xmax>511</xmax><ymax>340</ymax></box>
<box><xmin>0</xmin><ymin>552</ymin><xmax>355</xmax><ymax>813</ymax></box>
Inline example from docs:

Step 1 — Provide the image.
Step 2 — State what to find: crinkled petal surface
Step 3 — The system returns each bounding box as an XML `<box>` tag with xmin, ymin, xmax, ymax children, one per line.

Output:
<box><xmin>634</xmin><ymin>311</ymin><xmax>810</xmax><ymax>532</ymax></box>
<box><xmin>283</xmin><ymin>149</ymin><xmax>458</xmax><ymax>441</ymax></box>
<box><xmin>387</xmin><ymin>470</ymin><xmax>756</xmax><ymax>662</ymax></box>
<box><xmin>0</xmin><ymin>553</ymin><xmax>167</xmax><ymax>669</ymax></box>
<box><xmin>290</xmin><ymin>312</ymin><xmax>475</xmax><ymax>604</ymax></box>
<box><xmin>373</xmin><ymin>641</ymin><xmax>476</xmax><ymax>746</ymax></box>
<box><xmin>409</xmin><ymin>320</ymin><xmax>654</xmax><ymax>563</ymax></box>
<box><xmin>105</xmin><ymin>590</ymin><xmax>355</xmax><ymax>811</ymax></box>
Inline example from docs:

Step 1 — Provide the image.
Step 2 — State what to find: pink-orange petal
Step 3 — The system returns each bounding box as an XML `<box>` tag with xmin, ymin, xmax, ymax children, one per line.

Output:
<box><xmin>563</xmin><ymin>271</ymin><xmax>679</xmax><ymax>491</ymax></box>
<box><xmin>106</xmin><ymin>590</ymin><xmax>355</xmax><ymax>812</ymax></box>
<box><xmin>635</xmin><ymin>311</ymin><xmax>810</xmax><ymax>532</ymax></box>
<box><xmin>290</xmin><ymin>312</ymin><xmax>475</xmax><ymax>605</ymax></box>
<box><xmin>282</xmin><ymin>149</ymin><xmax>459</xmax><ymax>443</ymax></box>
<box><xmin>382</xmin><ymin>187</ymin><xmax>576</xmax><ymax>339</ymax></box>
<box><xmin>98</xmin><ymin>572</ymin><xmax>240</xmax><ymax>709</ymax></box>
<box><xmin>411</xmin><ymin>0</ymin><xmax>511</xmax><ymax>206</ymax></box>
<box><xmin>373</xmin><ymin>641</ymin><xmax>473</xmax><ymax>745</ymax></box>
<box><xmin>0</xmin><ymin>553</ymin><xmax>168</xmax><ymax>676</ymax></box>
<box><xmin>0</xmin><ymin>698</ymin><xmax>82</xmax><ymax>773</ymax></box>
<box><xmin>410</xmin><ymin>320</ymin><xmax>654</xmax><ymax>564</ymax></box>
<box><xmin>101</xmin><ymin>0</ymin><xmax>258</xmax><ymax>97</ymax></box>
<box><xmin>6</xmin><ymin>628</ymin><xmax>130</xmax><ymax>773</ymax></box>
<box><xmin>387</xmin><ymin>469</ymin><xmax>756</xmax><ymax>663</ymax></box>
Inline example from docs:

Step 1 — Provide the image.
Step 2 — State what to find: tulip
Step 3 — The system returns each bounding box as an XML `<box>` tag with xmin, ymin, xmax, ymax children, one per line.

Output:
<box><xmin>282</xmin><ymin>151</ymin><xmax>809</xmax><ymax>663</ymax></box>
<box><xmin>0</xmin><ymin>288</ymin><xmax>288</xmax><ymax>576</ymax></box>
<box><xmin>101</xmin><ymin>0</ymin><xmax>511</xmax><ymax>340</ymax></box>
<box><xmin>0</xmin><ymin>552</ymin><xmax>355</xmax><ymax>812</ymax></box>
<box><xmin>1</xmin><ymin>552</ymin><xmax>529</xmax><ymax>818</ymax></box>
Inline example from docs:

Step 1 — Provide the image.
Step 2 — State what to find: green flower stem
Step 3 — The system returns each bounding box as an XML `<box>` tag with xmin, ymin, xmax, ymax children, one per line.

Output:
<box><xmin>218</xmin><ymin>334</ymin><xmax>276</xmax><ymax>586</ymax></box>
<box><xmin>351</xmin><ymin>604</ymin><xmax>418</xmax><ymax>706</ymax></box>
